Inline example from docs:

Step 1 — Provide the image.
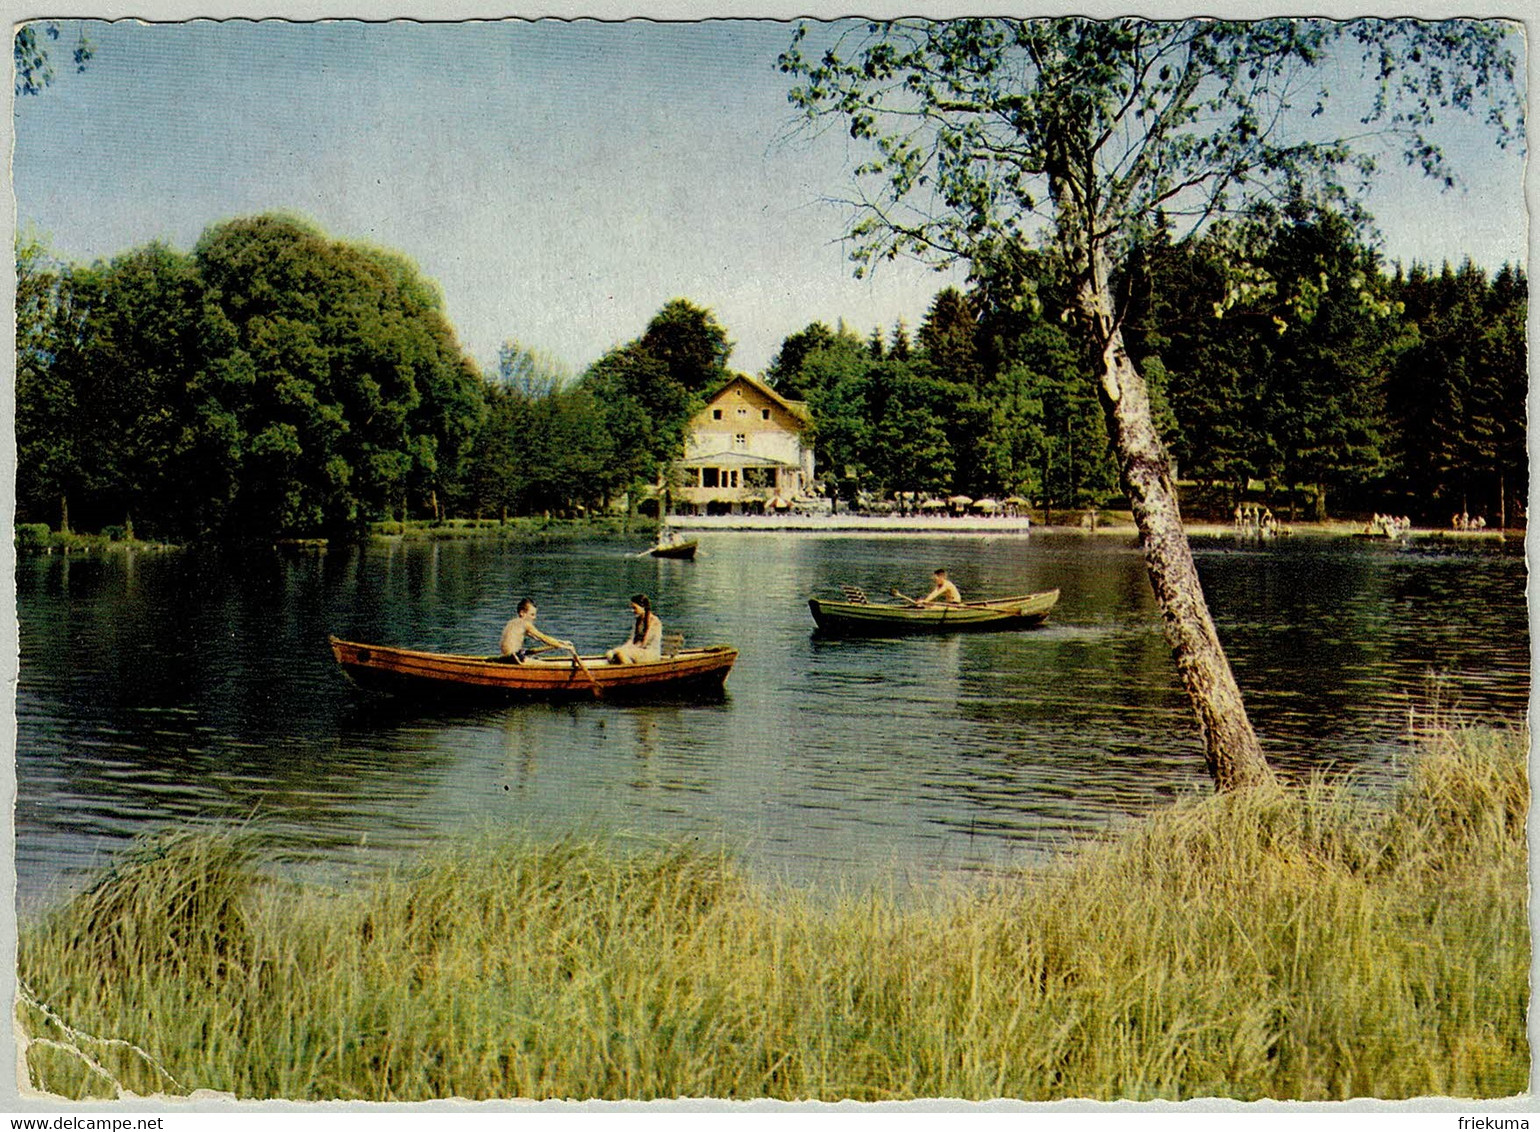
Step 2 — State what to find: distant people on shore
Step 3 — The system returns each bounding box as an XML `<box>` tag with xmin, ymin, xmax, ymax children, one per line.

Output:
<box><xmin>1233</xmin><ymin>503</ymin><xmax>1278</xmax><ymax>540</ymax></box>
<box><xmin>1368</xmin><ymin>514</ymin><xmax>1411</xmax><ymax>537</ymax></box>
<box><xmin>1451</xmin><ymin>512</ymin><xmax>1487</xmax><ymax>531</ymax></box>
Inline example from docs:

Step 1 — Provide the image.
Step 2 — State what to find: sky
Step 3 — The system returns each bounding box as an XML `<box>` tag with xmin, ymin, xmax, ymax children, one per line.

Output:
<box><xmin>11</xmin><ymin>17</ymin><xmax>1529</xmax><ymax>379</ymax></box>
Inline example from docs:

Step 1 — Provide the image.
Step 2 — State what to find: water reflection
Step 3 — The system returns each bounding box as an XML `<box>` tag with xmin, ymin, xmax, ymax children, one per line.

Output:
<box><xmin>15</xmin><ymin>531</ymin><xmax>1528</xmax><ymax>910</ymax></box>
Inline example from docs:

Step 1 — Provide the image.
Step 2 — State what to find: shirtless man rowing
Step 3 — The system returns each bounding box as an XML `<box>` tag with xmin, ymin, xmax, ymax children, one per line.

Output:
<box><xmin>919</xmin><ymin>568</ymin><xmax>962</xmax><ymax>606</ymax></box>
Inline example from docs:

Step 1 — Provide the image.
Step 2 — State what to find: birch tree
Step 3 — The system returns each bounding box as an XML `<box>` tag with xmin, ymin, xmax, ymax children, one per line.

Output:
<box><xmin>780</xmin><ymin>17</ymin><xmax>1522</xmax><ymax>789</ymax></box>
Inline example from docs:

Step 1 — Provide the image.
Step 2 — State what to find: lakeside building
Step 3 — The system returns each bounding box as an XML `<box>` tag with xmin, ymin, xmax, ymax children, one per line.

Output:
<box><xmin>674</xmin><ymin>375</ymin><xmax>817</xmax><ymax>515</ymax></box>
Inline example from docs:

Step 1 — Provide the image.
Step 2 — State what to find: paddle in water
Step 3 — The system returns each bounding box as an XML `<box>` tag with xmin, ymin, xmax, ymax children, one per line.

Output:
<box><xmin>569</xmin><ymin>647</ymin><xmax>603</xmax><ymax>698</ymax></box>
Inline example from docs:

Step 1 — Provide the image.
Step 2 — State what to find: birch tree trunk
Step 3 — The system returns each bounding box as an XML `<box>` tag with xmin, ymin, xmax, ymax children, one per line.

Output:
<box><xmin>1086</xmin><ymin>278</ymin><xmax>1276</xmax><ymax>792</ymax></box>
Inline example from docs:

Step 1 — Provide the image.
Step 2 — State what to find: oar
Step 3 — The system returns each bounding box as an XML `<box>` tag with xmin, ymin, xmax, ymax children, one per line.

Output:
<box><xmin>891</xmin><ymin>588</ymin><xmax>965</xmax><ymax>609</ymax></box>
<box><xmin>569</xmin><ymin>647</ymin><xmax>603</xmax><ymax>698</ymax></box>
<box><xmin>486</xmin><ymin>642</ymin><xmax>565</xmax><ymax>664</ymax></box>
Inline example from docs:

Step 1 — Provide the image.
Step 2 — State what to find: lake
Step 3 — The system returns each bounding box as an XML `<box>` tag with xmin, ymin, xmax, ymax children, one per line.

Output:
<box><xmin>13</xmin><ymin>529</ymin><xmax>1529</xmax><ymax>912</ymax></box>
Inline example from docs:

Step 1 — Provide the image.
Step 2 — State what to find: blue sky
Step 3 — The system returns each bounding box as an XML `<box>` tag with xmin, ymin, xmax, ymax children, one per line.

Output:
<box><xmin>12</xmin><ymin>18</ymin><xmax>1528</xmax><ymax>377</ymax></box>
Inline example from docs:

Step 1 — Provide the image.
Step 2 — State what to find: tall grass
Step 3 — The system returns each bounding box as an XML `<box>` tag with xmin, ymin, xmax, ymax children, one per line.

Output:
<box><xmin>17</xmin><ymin>724</ymin><xmax>1529</xmax><ymax>1101</ymax></box>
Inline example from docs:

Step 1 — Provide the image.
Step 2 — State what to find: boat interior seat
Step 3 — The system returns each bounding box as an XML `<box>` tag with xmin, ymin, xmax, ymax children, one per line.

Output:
<box><xmin>663</xmin><ymin>632</ymin><xmax>684</xmax><ymax>658</ymax></box>
<box><xmin>840</xmin><ymin>584</ymin><xmax>869</xmax><ymax>604</ymax></box>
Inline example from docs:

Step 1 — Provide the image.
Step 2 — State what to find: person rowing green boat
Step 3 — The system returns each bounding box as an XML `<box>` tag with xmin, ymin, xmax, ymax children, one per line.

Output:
<box><xmin>919</xmin><ymin>568</ymin><xmax>961</xmax><ymax>607</ymax></box>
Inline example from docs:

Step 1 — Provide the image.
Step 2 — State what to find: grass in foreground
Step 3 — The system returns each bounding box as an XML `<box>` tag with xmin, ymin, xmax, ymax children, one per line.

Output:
<box><xmin>18</xmin><ymin>725</ymin><xmax>1529</xmax><ymax>1101</ymax></box>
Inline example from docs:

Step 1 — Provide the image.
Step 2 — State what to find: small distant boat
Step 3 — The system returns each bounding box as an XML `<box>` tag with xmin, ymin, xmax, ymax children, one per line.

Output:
<box><xmin>808</xmin><ymin>588</ymin><xmax>1060</xmax><ymax>635</ymax></box>
<box><xmin>329</xmin><ymin>636</ymin><xmax>735</xmax><ymax>701</ymax></box>
<box><xmin>646</xmin><ymin>538</ymin><xmax>698</xmax><ymax>559</ymax></box>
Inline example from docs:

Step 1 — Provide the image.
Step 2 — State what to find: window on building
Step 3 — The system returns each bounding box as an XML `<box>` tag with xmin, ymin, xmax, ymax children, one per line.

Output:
<box><xmin>712</xmin><ymin>409</ymin><xmax>722</xmax><ymax>420</ymax></box>
<box><xmin>762</xmin><ymin>409</ymin><xmax>771</xmax><ymax>420</ymax></box>
<box><xmin>734</xmin><ymin>433</ymin><xmax>747</xmax><ymax>448</ymax></box>
<box><xmin>737</xmin><ymin>408</ymin><xmax>748</xmax><ymax>418</ymax></box>
<box><xmin>702</xmin><ymin>467</ymin><xmax>719</xmax><ymax>488</ymax></box>
<box><xmin>729</xmin><ymin>469</ymin><xmax>739</xmax><ymax>488</ymax></box>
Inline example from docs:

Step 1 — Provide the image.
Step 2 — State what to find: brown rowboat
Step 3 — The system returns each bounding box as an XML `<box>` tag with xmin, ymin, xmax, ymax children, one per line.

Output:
<box><xmin>329</xmin><ymin>636</ymin><xmax>736</xmax><ymax>701</ymax></box>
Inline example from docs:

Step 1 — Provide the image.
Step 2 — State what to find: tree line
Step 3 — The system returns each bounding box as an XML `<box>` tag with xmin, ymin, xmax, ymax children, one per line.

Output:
<box><xmin>764</xmin><ymin>207</ymin><xmax>1525</xmax><ymax>527</ymax></box>
<box><xmin>16</xmin><ymin>209</ymin><xmax>1524</xmax><ymax>545</ymax></box>
<box><xmin>16</xmin><ymin>214</ymin><xmax>734</xmax><ymax>542</ymax></box>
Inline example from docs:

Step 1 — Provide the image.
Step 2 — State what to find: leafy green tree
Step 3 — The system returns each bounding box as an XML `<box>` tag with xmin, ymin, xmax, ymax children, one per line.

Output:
<box><xmin>494</xmin><ymin>340</ymin><xmax>568</xmax><ymax>399</ymax></box>
<box><xmin>192</xmin><ymin>214</ymin><xmax>485</xmax><ymax>538</ymax></box>
<box><xmin>1254</xmin><ymin>212</ymin><xmax>1405</xmax><ymax>517</ymax></box>
<box><xmin>783</xmin><ymin>325</ymin><xmax>874</xmax><ymax>504</ymax></box>
<box><xmin>1386</xmin><ymin>260</ymin><xmax>1528</xmax><ymax>525</ymax></box>
<box><xmin>355</xmin><ymin>246</ymin><xmax>487</xmax><ymax>522</ymax></box>
<box><xmin>78</xmin><ymin>244</ymin><xmax>205</xmax><ymax>536</ymax></box>
<box><xmin>1482</xmin><ymin>265</ymin><xmax>1528</xmax><ymax>529</ymax></box>
<box><xmin>15</xmin><ymin>215</ymin><xmax>489</xmax><ymax>541</ymax></box>
<box><xmin>14</xmin><ymin>22</ymin><xmax>92</xmax><ymax>96</ymax></box>
<box><xmin>765</xmin><ymin>321</ymin><xmax>839</xmax><ymax>397</ymax></box>
<box><xmin>467</xmin><ymin>383</ymin><xmax>530</xmax><ymax>520</ymax></box>
<box><xmin>470</xmin><ymin>370</ymin><xmax>617</xmax><ymax>520</ymax></box>
<box><xmin>917</xmin><ymin>287</ymin><xmax>983</xmax><ymax>389</ymax></box>
<box><xmin>461</xmin><ymin>341</ymin><xmax>576</xmax><ymax>521</ymax></box>
<box><xmin>580</xmin><ymin>343</ymin><xmax>697</xmax><ymax>506</ymax></box>
<box><xmin>1128</xmin><ymin>210</ymin><xmax>1405</xmax><ymax>517</ymax></box>
<box><xmin>571</xmin><ymin>298</ymin><xmax>730</xmax><ymax>511</ymax></box>
<box><xmin>539</xmin><ymin>385</ymin><xmax>617</xmax><ymax>515</ymax></box>
<box><xmin>863</xmin><ymin>360</ymin><xmax>957</xmax><ymax>499</ymax></box>
<box><xmin>15</xmin><ymin>234</ymin><xmax>78</xmax><ymax>531</ymax></box>
<box><xmin>976</xmin><ymin>364</ymin><xmax>1047</xmax><ymax>500</ymax></box>
<box><xmin>1039</xmin><ymin>355</ymin><xmax>1122</xmax><ymax>512</ymax></box>
<box><xmin>639</xmin><ymin>298</ymin><xmax>734</xmax><ymax>394</ymax></box>
<box><xmin>16</xmin><ymin>243</ymin><xmax>208</xmax><ymax>537</ymax></box>
<box><xmin>782</xmin><ymin>16</ymin><xmax>1521</xmax><ymax>790</ymax></box>
<box><xmin>1123</xmin><ymin>231</ymin><xmax>1269</xmax><ymax>502</ymax></box>
<box><xmin>971</xmin><ymin>256</ymin><xmax>1117</xmax><ymax>507</ymax></box>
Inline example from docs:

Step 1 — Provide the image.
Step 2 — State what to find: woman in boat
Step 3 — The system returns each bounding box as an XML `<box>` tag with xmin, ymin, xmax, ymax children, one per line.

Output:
<box><xmin>606</xmin><ymin>593</ymin><xmax>663</xmax><ymax>664</ymax></box>
<box><xmin>500</xmin><ymin>599</ymin><xmax>575</xmax><ymax>662</ymax></box>
<box><xmin>919</xmin><ymin>568</ymin><xmax>962</xmax><ymax>606</ymax></box>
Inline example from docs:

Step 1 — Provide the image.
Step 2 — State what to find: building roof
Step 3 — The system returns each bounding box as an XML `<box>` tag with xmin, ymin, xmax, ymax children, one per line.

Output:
<box><xmin>681</xmin><ymin>451</ymin><xmax>796</xmax><ymax>468</ymax></box>
<box><xmin>704</xmin><ymin>373</ymin><xmax>810</xmax><ymax>423</ymax></box>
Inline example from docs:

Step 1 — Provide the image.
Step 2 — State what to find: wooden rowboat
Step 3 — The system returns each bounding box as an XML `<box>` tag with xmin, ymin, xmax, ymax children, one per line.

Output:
<box><xmin>808</xmin><ymin>589</ymin><xmax>1060</xmax><ymax>635</ymax></box>
<box><xmin>329</xmin><ymin>636</ymin><xmax>736</xmax><ymax>701</ymax></box>
<box><xmin>647</xmin><ymin>539</ymin><xmax>698</xmax><ymax>559</ymax></box>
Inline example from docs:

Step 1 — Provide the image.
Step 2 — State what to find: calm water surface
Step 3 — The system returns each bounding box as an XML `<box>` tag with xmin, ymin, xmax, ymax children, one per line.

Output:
<box><xmin>15</xmin><ymin>531</ymin><xmax>1529</xmax><ymax>910</ymax></box>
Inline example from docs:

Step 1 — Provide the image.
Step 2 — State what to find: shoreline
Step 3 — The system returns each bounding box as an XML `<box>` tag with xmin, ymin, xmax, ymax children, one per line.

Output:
<box><xmin>665</xmin><ymin>514</ymin><xmax>1517</xmax><ymax>540</ymax></box>
<box><xmin>15</xmin><ymin>515</ymin><xmax>1517</xmax><ymax>553</ymax></box>
<box><xmin>666</xmin><ymin>514</ymin><xmax>1034</xmax><ymax>533</ymax></box>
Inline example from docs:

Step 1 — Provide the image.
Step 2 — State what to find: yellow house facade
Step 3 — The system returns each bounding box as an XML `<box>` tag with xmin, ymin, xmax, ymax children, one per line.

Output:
<box><xmin>675</xmin><ymin>375</ymin><xmax>816</xmax><ymax>514</ymax></box>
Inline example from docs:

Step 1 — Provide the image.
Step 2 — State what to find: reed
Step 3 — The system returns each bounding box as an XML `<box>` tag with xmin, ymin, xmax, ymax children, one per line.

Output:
<box><xmin>18</xmin><ymin>724</ymin><xmax>1529</xmax><ymax>1101</ymax></box>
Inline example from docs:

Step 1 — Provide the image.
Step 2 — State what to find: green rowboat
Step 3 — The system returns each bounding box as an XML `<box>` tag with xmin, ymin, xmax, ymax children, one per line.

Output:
<box><xmin>808</xmin><ymin>588</ymin><xmax>1060</xmax><ymax>635</ymax></box>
